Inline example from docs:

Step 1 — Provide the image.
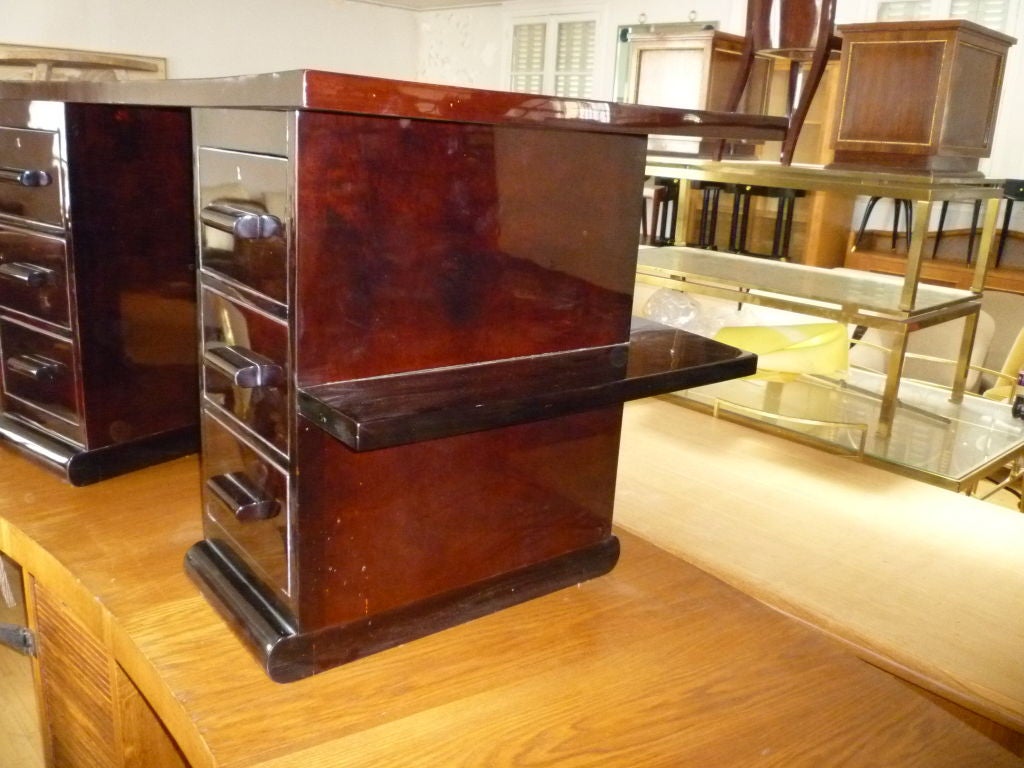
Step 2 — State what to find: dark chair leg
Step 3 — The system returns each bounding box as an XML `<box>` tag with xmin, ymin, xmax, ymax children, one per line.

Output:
<box><xmin>966</xmin><ymin>199</ymin><xmax>981</xmax><ymax>265</ymax></box>
<box><xmin>640</xmin><ymin>196</ymin><xmax>648</xmax><ymax>243</ymax></box>
<box><xmin>773</xmin><ymin>192</ymin><xmax>797</xmax><ymax>260</ymax></box>
<box><xmin>854</xmin><ymin>196</ymin><xmax>881</xmax><ymax>248</ymax></box>
<box><xmin>779</xmin><ymin>20</ymin><xmax>839</xmax><ymax>165</ymax></box>
<box><xmin>713</xmin><ymin>0</ymin><xmax>771</xmax><ymax>161</ymax></box>
<box><xmin>997</xmin><ymin>198</ymin><xmax>1015</xmax><ymax>267</ymax></box>
<box><xmin>891</xmin><ymin>200</ymin><xmax>902</xmax><ymax>250</ymax></box>
<box><xmin>933</xmin><ymin>201</ymin><xmax>948</xmax><ymax>258</ymax></box>
<box><xmin>698</xmin><ymin>185</ymin><xmax>722</xmax><ymax>249</ymax></box>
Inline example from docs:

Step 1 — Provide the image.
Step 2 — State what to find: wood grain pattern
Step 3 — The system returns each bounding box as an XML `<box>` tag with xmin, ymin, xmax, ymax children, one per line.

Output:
<box><xmin>33</xmin><ymin>580</ymin><xmax>117</xmax><ymax>767</ymax></box>
<box><xmin>0</xmin><ymin>71</ymin><xmax>789</xmax><ymax>141</ymax></box>
<box><xmin>615</xmin><ymin>396</ymin><xmax>1024</xmax><ymax>744</ymax></box>
<box><xmin>830</xmin><ymin>20</ymin><xmax>1014</xmax><ymax>172</ymax></box>
<box><xmin>0</xmin><ymin>447</ymin><xmax>1021</xmax><ymax>766</ymax></box>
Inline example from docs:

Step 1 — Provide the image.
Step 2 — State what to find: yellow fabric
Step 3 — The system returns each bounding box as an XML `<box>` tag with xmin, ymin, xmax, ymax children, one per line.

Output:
<box><xmin>983</xmin><ymin>326</ymin><xmax>1024</xmax><ymax>401</ymax></box>
<box><xmin>714</xmin><ymin>322</ymin><xmax>849</xmax><ymax>381</ymax></box>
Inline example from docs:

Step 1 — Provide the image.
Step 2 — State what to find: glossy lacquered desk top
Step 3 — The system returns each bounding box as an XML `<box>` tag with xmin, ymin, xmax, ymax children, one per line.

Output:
<box><xmin>0</xmin><ymin>449</ymin><xmax>1019</xmax><ymax>767</ymax></box>
<box><xmin>0</xmin><ymin>69</ymin><xmax>788</xmax><ymax>139</ymax></box>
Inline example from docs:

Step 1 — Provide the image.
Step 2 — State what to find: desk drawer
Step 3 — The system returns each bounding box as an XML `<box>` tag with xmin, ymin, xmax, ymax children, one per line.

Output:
<box><xmin>0</xmin><ymin>318</ymin><xmax>81</xmax><ymax>444</ymax></box>
<box><xmin>197</xmin><ymin>147</ymin><xmax>289</xmax><ymax>308</ymax></box>
<box><xmin>202</xmin><ymin>409</ymin><xmax>291</xmax><ymax>600</ymax></box>
<box><xmin>0</xmin><ymin>225</ymin><xmax>69</xmax><ymax>327</ymax></box>
<box><xmin>202</xmin><ymin>288</ymin><xmax>289</xmax><ymax>456</ymax></box>
<box><xmin>0</xmin><ymin>126</ymin><xmax>63</xmax><ymax>228</ymax></box>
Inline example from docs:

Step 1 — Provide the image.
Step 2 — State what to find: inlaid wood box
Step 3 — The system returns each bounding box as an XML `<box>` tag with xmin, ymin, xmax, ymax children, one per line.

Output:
<box><xmin>830</xmin><ymin>20</ymin><xmax>1015</xmax><ymax>173</ymax></box>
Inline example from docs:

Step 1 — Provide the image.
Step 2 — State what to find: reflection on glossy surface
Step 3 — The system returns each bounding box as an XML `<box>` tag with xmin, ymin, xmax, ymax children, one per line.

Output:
<box><xmin>296</xmin><ymin>404</ymin><xmax>621</xmax><ymax>629</ymax></box>
<box><xmin>294</xmin><ymin>112</ymin><xmax>644</xmax><ymax>384</ymax></box>
<box><xmin>202</xmin><ymin>410</ymin><xmax>291</xmax><ymax>603</ymax></box>
<box><xmin>197</xmin><ymin>146</ymin><xmax>290</xmax><ymax>308</ymax></box>
<box><xmin>202</xmin><ymin>287</ymin><xmax>289</xmax><ymax>455</ymax></box>
<box><xmin>639</xmin><ymin>246</ymin><xmax>975</xmax><ymax>315</ymax></box>
<box><xmin>678</xmin><ymin>366</ymin><xmax>1024</xmax><ymax>487</ymax></box>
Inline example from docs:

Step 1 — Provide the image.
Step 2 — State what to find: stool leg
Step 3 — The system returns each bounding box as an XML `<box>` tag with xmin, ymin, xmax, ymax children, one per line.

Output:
<box><xmin>651</xmin><ymin>186</ymin><xmax>665</xmax><ymax>246</ymax></box>
<box><xmin>666</xmin><ymin>180</ymin><xmax>679</xmax><ymax>244</ymax></box>
<box><xmin>933</xmin><ymin>201</ymin><xmax>948</xmax><ymax>258</ymax></box>
<box><xmin>776</xmin><ymin>194</ymin><xmax>796</xmax><ymax>260</ymax></box>
<box><xmin>966</xmin><ymin>199</ymin><xmax>981</xmax><ymax>265</ymax></box>
<box><xmin>891</xmin><ymin>200</ymin><xmax>902</xmax><ymax>250</ymax></box>
<box><xmin>855</xmin><ymin>196</ymin><xmax>881</xmax><ymax>248</ymax></box>
<box><xmin>728</xmin><ymin>189</ymin><xmax>742</xmax><ymax>251</ymax></box>
<box><xmin>997</xmin><ymin>198</ymin><xmax>1014</xmax><ymax>267</ymax></box>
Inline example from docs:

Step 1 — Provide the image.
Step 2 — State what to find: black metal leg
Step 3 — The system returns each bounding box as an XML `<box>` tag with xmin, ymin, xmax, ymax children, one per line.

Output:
<box><xmin>966</xmin><ymin>199</ymin><xmax>981</xmax><ymax>265</ymax></box>
<box><xmin>933</xmin><ymin>201</ymin><xmax>948</xmax><ymax>258</ymax></box>
<box><xmin>997</xmin><ymin>198</ymin><xmax>1014</xmax><ymax>267</ymax></box>
<box><xmin>855</xmin><ymin>196</ymin><xmax>881</xmax><ymax>248</ymax></box>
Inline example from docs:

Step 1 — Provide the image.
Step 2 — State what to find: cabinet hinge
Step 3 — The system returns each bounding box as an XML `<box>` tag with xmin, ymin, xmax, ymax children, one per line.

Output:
<box><xmin>0</xmin><ymin>623</ymin><xmax>36</xmax><ymax>656</ymax></box>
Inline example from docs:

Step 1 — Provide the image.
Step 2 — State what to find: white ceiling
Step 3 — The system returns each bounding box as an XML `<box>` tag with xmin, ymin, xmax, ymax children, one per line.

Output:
<box><xmin>353</xmin><ymin>0</ymin><xmax>499</xmax><ymax>10</ymax></box>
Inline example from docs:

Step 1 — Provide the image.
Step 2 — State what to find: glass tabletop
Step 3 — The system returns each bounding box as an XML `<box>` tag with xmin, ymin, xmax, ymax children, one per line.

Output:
<box><xmin>637</xmin><ymin>246</ymin><xmax>977</xmax><ymax>318</ymax></box>
<box><xmin>644</xmin><ymin>158</ymin><xmax>1006</xmax><ymax>202</ymax></box>
<box><xmin>672</xmin><ymin>366</ymin><xmax>1024</xmax><ymax>489</ymax></box>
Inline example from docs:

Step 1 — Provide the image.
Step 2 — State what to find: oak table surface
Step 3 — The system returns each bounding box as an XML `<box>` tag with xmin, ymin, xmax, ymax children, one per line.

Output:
<box><xmin>0</xmin><ymin>447</ymin><xmax>1019</xmax><ymax>767</ymax></box>
<box><xmin>615</xmin><ymin>397</ymin><xmax>1024</xmax><ymax>736</ymax></box>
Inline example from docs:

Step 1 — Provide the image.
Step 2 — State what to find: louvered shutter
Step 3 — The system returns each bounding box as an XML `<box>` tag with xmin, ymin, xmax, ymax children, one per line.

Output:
<box><xmin>554</xmin><ymin>20</ymin><xmax>596</xmax><ymax>97</ymax></box>
<box><xmin>511</xmin><ymin>23</ymin><xmax>546</xmax><ymax>94</ymax></box>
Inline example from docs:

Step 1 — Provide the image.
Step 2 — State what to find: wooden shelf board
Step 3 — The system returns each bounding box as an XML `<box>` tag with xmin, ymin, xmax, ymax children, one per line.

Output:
<box><xmin>298</xmin><ymin>318</ymin><xmax>755</xmax><ymax>451</ymax></box>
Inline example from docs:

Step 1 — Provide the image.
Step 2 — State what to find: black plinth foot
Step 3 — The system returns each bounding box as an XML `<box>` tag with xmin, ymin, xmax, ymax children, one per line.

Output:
<box><xmin>0</xmin><ymin>414</ymin><xmax>197</xmax><ymax>485</ymax></box>
<box><xmin>185</xmin><ymin>535</ymin><xmax>620</xmax><ymax>683</ymax></box>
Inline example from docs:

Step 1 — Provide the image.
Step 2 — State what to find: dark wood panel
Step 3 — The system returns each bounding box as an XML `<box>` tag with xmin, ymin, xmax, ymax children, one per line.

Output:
<box><xmin>294</xmin><ymin>111</ymin><xmax>644</xmax><ymax>383</ymax></box>
<box><xmin>66</xmin><ymin>103</ymin><xmax>198</xmax><ymax>450</ymax></box>
<box><xmin>293</xmin><ymin>404</ymin><xmax>623</xmax><ymax>630</ymax></box>
<box><xmin>299</xmin><ymin>320</ymin><xmax>755</xmax><ymax>451</ymax></box>
<box><xmin>830</xmin><ymin>20</ymin><xmax>1014</xmax><ymax>172</ymax></box>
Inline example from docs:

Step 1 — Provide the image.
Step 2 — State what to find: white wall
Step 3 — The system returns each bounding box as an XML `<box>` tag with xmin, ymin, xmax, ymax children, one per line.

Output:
<box><xmin>4</xmin><ymin>0</ymin><xmax>1019</xmax><ymax>184</ymax></box>
<box><xmin>417</xmin><ymin>0</ymin><xmax>1023</xmax><ymax>229</ymax></box>
<box><xmin>3</xmin><ymin>0</ymin><xmax>419</xmax><ymax>79</ymax></box>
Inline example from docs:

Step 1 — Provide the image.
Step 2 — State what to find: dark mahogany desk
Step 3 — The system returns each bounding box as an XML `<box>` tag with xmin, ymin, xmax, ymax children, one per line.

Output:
<box><xmin>0</xmin><ymin>450</ymin><xmax>1019</xmax><ymax>767</ymax></box>
<box><xmin>0</xmin><ymin>71</ymin><xmax>786</xmax><ymax>680</ymax></box>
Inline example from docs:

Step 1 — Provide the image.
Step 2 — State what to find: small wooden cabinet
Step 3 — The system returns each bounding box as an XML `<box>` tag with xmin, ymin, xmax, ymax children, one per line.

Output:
<box><xmin>830</xmin><ymin>20</ymin><xmax>1015</xmax><ymax>173</ymax></box>
<box><xmin>616</xmin><ymin>24</ymin><xmax>771</xmax><ymax>157</ymax></box>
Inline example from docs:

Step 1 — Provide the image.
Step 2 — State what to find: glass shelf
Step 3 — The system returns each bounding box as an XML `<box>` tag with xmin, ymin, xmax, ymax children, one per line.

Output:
<box><xmin>637</xmin><ymin>246</ymin><xmax>977</xmax><ymax>320</ymax></box>
<box><xmin>673</xmin><ymin>366</ymin><xmax>1024</xmax><ymax>490</ymax></box>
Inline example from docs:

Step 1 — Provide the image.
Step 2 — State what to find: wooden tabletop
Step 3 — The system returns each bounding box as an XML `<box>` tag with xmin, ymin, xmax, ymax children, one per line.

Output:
<box><xmin>615</xmin><ymin>397</ymin><xmax>1024</xmax><ymax>742</ymax></box>
<box><xmin>0</xmin><ymin>446</ymin><xmax>1020</xmax><ymax>767</ymax></box>
<box><xmin>0</xmin><ymin>70</ymin><xmax>788</xmax><ymax>140</ymax></box>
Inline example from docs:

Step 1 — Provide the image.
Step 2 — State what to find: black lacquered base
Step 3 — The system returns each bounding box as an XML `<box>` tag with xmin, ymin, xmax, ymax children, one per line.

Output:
<box><xmin>0</xmin><ymin>414</ymin><xmax>197</xmax><ymax>486</ymax></box>
<box><xmin>184</xmin><ymin>535</ymin><xmax>620</xmax><ymax>683</ymax></box>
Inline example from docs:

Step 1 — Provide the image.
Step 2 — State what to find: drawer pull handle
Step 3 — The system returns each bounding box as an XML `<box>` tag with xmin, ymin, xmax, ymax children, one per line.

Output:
<box><xmin>208</xmin><ymin>471</ymin><xmax>280</xmax><ymax>522</ymax></box>
<box><xmin>6</xmin><ymin>354</ymin><xmax>63</xmax><ymax>383</ymax></box>
<box><xmin>200</xmin><ymin>201</ymin><xmax>282</xmax><ymax>240</ymax></box>
<box><xmin>206</xmin><ymin>345</ymin><xmax>284</xmax><ymax>388</ymax></box>
<box><xmin>0</xmin><ymin>261</ymin><xmax>54</xmax><ymax>288</ymax></box>
<box><xmin>0</xmin><ymin>167</ymin><xmax>52</xmax><ymax>187</ymax></box>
